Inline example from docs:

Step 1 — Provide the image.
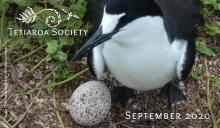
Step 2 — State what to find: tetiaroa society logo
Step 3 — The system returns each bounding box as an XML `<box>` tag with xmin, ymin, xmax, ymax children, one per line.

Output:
<box><xmin>8</xmin><ymin>7</ymin><xmax>88</xmax><ymax>36</ymax></box>
<box><xmin>16</xmin><ymin>7</ymin><xmax>79</xmax><ymax>28</ymax></box>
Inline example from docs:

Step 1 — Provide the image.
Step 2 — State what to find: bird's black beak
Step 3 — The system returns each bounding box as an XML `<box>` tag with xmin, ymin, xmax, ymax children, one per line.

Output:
<box><xmin>72</xmin><ymin>26</ymin><xmax>120</xmax><ymax>61</ymax></box>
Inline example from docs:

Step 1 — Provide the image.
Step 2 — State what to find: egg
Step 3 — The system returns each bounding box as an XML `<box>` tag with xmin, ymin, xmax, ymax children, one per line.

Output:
<box><xmin>68</xmin><ymin>81</ymin><xmax>111</xmax><ymax>126</ymax></box>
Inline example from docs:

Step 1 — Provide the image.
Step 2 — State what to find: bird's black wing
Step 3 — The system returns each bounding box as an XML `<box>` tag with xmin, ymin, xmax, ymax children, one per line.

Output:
<box><xmin>155</xmin><ymin>0</ymin><xmax>203</xmax><ymax>80</ymax></box>
<box><xmin>154</xmin><ymin>0</ymin><xmax>203</xmax><ymax>41</ymax></box>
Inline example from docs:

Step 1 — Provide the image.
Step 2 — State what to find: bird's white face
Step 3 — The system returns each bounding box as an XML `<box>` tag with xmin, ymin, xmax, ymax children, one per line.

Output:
<box><xmin>72</xmin><ymin>7</ymin><xmax>127</xmax><ymax>60</ymax></box>
<box><xmin>100</xmin><ymin>7</ymin><xmax>125</xmax><ymax>34</ymax></box>
<box><xmin>72</xmin><ymin>0</ymin><xmax>163</xmax><ymax>60</ymax></box>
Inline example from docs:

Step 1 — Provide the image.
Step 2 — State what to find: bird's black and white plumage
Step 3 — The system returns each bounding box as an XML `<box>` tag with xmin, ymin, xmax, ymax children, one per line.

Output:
<box><xmin>75</xmin><ymin>0</ymin><xmax>203</xmax><ymax>104</ymax></box>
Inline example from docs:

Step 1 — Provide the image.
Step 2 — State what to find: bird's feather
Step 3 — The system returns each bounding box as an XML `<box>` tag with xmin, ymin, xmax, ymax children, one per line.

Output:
<box><xmin>84</xmin><ymin>0</ymin><xmax>202</xmax><ymax>82</ymax></box>
<box><xmin>154</xmin><ymin>0</ymin><xmax>203</xmax><ymax>41</ymax></box>
<box><xmin>154</xmin><ymin>0</ymin><xmax>202</xmax><ymax>79</ymax></box>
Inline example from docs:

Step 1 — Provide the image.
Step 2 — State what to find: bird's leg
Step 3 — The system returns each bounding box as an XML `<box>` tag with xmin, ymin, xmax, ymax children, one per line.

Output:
<box><xmin>160</xmin><ymin>81</ymin><xmax>186</xmax><ymax>107</ymax></box>
<box><xmin>111</xmin><ymin>86</ymin><xmax>134</xmax><ymax>107</ymax></box>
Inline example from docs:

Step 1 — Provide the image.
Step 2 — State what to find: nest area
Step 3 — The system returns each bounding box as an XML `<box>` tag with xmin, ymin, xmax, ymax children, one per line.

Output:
<box><xmin>0</xmin><ymin>0</ymin><xmax>220</xmax><ymax>128</ymax></box>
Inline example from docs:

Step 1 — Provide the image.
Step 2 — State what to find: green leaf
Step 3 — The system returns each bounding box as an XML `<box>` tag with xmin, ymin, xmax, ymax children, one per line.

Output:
<box><xmin>191</xmin><ymin>68</ymin><xmax>201</xmax><ymax>80</ymax></box>
<box><xmin>55</xmin><ymin>50</ymin><xmax>67</xmax><ymax>62</ymax></box>
<box><xmin>201</xmin><ymin>0</ymin><xmax>216</xmax><ymax>5</ymax></box>
<box><xmin>70</xmin><ymin>0</ymin><xmax>86</xmax><ymax>17</ymax></box>
<box><xmin>54</xmin><ymin>67</ymin><xmax>72</xmax><ymax>81</ymax></box>
<box><xmin>46</xmin><ymin>55</ymin><xmax>52</xmax><ymax>62</ymax></box>
<box><xmin>22</xmin><ymin>42</ymin><xmax>32</xmax><ymax>50</ymax></box>
<box><xmin>59</xmin><ymin>38</ymin><xmax>73</xmax><ymax>48</ymax></box>
<box><xmin>204</xmin><ymin>23</ymin><xmax>220</xmax><ymax>36</ymax></box>
<box><xmin>196</xmin><ymin>41</ymin><xmax>214</xmax><ymax>57</ymax></box>
<box><xmin>202</xmin><ymin>8</ymin><xmax>212</xmax><ymax>19</ymax></box>
<box><xmin>214</xmin><ymin>3</ymin><xmax>220</xmax><ymax>10</ymax></box>
<box><xmin>48</xmin><ymin>0</ymin><xmax>64</xmax><ymax>7</ymax></box>
<box><xmin>31</xmin><ymin>21</ymin><xmax>48</xmax><ymax>30</ymax></box>
<box><xmin>0</xmin><ymin>1</ymin><xmax>10</xmax><ymax>12</ymax></box>
<box><xmin>2</xmin><ymin>0</ymin><xmax>8</xmax><ymax>4</ymax></box>
<box><xmin>45</xmin><ymin>82</ymin><xmax>57</xmax><ymax>94</ymax></box>
<box><xmin>12</xmin><ymin>0</ymin><xmax>34</xmax><ymax>6</ymax></box>
<box><xmin>212</xmin><ymin>77</ymin><xmax>220</xmax><ymax>87</ymax></box>
<box><xmin>8</xmin><ymin>37</ymin><xmax>26</xmax><ymax>48</ymax></box>
<box><xmin>46</xmin><ymin>40</ymin><xmax>59</xmax><ymax>55</ymax></box>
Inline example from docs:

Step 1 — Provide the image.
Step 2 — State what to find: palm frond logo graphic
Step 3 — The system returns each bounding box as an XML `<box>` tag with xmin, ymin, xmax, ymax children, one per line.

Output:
<box><xmin>16</xmin><ymin>7</ymin><xmax>37</xmax><ymax>24</ymax></box>
<box><xmin>16</xmin><ymin>7</ymin><xmax>79</xmax><ymax>28</ymax></box>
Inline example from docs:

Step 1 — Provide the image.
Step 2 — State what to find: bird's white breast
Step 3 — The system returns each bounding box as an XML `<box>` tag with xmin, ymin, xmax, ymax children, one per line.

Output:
<box><xmin>102</xmin><ymin>16</ymin><xmax>185</xmax><ymax>90</ymax></box>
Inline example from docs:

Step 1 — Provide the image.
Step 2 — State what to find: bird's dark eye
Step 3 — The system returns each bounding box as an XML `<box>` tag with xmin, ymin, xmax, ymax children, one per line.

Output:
<box><xmin>121</xmin><ymin>15</ymin><xmax>131</xmax><ymax>20</ymax></box>
<box><xmin>120</xmin><ymin>14</ymin><xmax>136</xmax><ymax>24</ymax></box>
<box><xmin>115</xmin><ymin>15</ymin><xmax>134</xmax><ymax>30</ymax></box>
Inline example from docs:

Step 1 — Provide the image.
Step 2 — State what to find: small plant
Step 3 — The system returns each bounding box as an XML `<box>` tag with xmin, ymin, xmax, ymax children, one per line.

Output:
<box><xmin>211</xmin><ymin>77</ymin><xmax>220</xmax><ymax>88</ymax></box>
<box><xmin>201</xmin><ymin>0</ymin><xmax>220</xmax><ymax>36</ymax></box>
<box><xmin>0</xmin><ymin>0</ymin><xmax>88</xmax><ymax>94</ymax></box>
<box><xmin>194</xmin><ymin>2</ymin><xmax>220</xmax><ymax>128</ymax></box>
<box><xmin>0</xmin><ymin>0</ymin><xmax>87</xmax><ymax>54</ymax></box>
<box><xmin>196</xmin><ymin>41</ymin><xmax>215</xmax><ymax>57</ymax></box>
<box><xmin>191</xmin><ymin>66</ymin><xmax>202</xmax><ymax>80</ymax></box>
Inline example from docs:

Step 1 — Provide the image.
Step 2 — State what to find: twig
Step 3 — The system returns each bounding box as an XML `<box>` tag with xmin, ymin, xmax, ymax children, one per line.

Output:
<box><xmin>158</xmin><ymin>107</ymin><xmax>180</xmax><ymax>128</ymax></box>
<box><xmin>167</xmin><ymin>119</ymin><xmax>180</xmax><ymax>128</ymax></box>
<box><xmin>51</xmin><ymin>68</ymin><xmax>89</xmax><ymax>86</ymax></box>
<box><xmin>0</xmin><ymin>10</ymin><xmax>5</xmax><ymax>51</ymax></box>
<box><xmin>43</xmin><ymin>0</ymin><xmax>47</xmax><ymax>8</ymax></box>
<box><xmin>204</xmin><ymin>57</ymin><xmax>218</xmax><ymax>128</ymax></box>
<box><xmin>10</xmin><ymin>64</ymin><xmax>30</xmax><ymax>89</ymax></box>
<box><xmin>5</xmin><ymin>61</ymin><xmax>86</xmax><ymax>127</ymax></box>
<box><xmin>135</xmin><ymin>125</ymin><xmax>150</xmax><ymax>128</ymax></box>
<box><xmin>12</xmin><ymin>67</ymin><xmax>88</xmax><ymax>127</ymax></box>
<box><xmin>0</xmin><ymin>115</ymin><xmax>13</xmax><ymax>128</ymax></box>
<box><xmin>2</xmin><ymin>47</ymin><xmax>10</xmax><ymax>104</ymax></box>
<box><xmin>14</xmin><ymin>68</ymin><xmax>89</xmax><ymax>96</ymax></box>
<box><xmin>0</xmin><ymin>44</ymin><xmax>21</xmax><ymax>57</ymax></box>
<box><xmin>110</xmin><ymin>120</ymin><xmax>128</xmax><ymax>128</ymax></box>
<box><xmin>12</xmin><ymin>66</ymin><xmax>60</xmax><ymax>127</ymax></box>
<box><xmin>13</xmin><ymin>46</ymin><xmax>44</xmax><ymax>63</ymax></box>
<box><xmin>0</xmin><ymin>45</ymin><xmax>43</xmax><ymax>68</ymax></box>
<box><xmin>121</xmin><ymin>123</ymin><xmax>133</xmax><ymax>128</ymax></box>
<box><xmin>53</xmin><ymin>92</ymin><xmax>65</xmax><ymax>128</ymax></box>
<box><xmin>30</xmin><ymin>56</ymin><xmax>47</xmax><ymax>72</ymax></box>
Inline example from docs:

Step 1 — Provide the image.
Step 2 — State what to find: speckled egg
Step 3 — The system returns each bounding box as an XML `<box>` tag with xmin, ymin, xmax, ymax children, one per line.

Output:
<box><xmin>68</xmin><ymin>81</ymin><xmax>111</xmax><ymax>126</ymax></box>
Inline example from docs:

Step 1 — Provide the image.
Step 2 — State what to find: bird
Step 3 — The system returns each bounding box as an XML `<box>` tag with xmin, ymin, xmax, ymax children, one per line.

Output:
<box><xmin>73</xmin><ymin>0</ymin><xmax>203</xmax><ymax>106</ymax></box>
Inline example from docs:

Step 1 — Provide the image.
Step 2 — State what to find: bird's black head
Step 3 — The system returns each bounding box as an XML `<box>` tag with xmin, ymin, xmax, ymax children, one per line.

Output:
<box><xmin>72</xmin><ymin>0</ymin><xmax>162</xmax><ymax>61</ymax></box>
<box><xmin>72</xmin><ymin>0</ymin><xmax>203</xmax><ymax>61</ymax></box>
<box><xmin>106</xmin><ymin>0</ymin><xmax>162</xmax><ymax>30</ymax></box>
<box><xmin>106</xmin><ymin>0</ymin><xmax>162</xmax><ymax>19</ymax></box>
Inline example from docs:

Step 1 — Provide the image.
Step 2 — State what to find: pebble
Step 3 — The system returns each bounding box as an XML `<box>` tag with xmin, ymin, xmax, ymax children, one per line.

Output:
<box><xmin>179</xmin><ymin>82</ymin><xmax>185</xmax><ymax>87</ymax></box>
<box><xmin>133</xmin><ymin>105</ymin><xmax>138</xmax><ymax>109</ymax></box>
<box><xmin>196</xmin><ymin>109</ymin><xmax>201</xmax><ymax>114</ymax></box>
<box><xmin>16</xmin><ymin>63</ymin><xmax>26</xmax><ymax>78</ymax></box>
<box><xmin>130</xmin><ymin>120</ymin><xmax>136</xmax><ymax>123</ymax></box>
